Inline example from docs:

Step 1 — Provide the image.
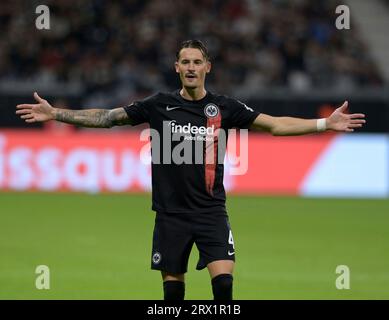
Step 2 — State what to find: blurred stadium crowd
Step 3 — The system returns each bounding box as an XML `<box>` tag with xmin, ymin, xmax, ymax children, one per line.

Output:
<box><xmin>0</xmin><ymin>0</ymin><xmax>385</xmax><ymax>106</ymax></box>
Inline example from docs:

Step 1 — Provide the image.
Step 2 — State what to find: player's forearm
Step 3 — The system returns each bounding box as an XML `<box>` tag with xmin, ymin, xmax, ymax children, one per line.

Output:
<box><xmin>272</xmin><ymin>117</ymin><xmax>324</xmax><ymax>136</ymax></box>
<box><xmin>53</xmin><ymin>108</ymin><xmax>115</xmax><ymax>128</ymax></box>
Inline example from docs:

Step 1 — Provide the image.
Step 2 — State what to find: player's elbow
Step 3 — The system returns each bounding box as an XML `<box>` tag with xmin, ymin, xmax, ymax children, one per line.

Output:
<box><xmin>270</xmin><ymin>118</ymin><xmax>294</xmax><ymax>136</ymax></box>
<box><xmin>265</xmin><ymin>117</ymin><xmax>286</xmax><ymax>136</ymax></box>
<box><xmin>270</xmin><ymin>127</ymin><xmax>281</xmax><ymax>136</ymax></box>
<box><xmin>93</xmin><ymin>122</ymin><xmax>113</xmax><ymax>128</ymax></box>
<box><xmin>272</xmin><ymin>129</ymin><xmax>289</xmax><ymax>136</ymax></box>
<box><xmin>270</xmin><ymin>123</ymin><xmax>286</xmax><ymax>136</ymax></box>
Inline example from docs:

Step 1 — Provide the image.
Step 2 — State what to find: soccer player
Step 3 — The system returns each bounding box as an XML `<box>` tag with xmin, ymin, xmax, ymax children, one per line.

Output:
<box><xmin>16</xmin><ymin>40</ymin><xmax>366</xmax><ymax>300</ymax></box>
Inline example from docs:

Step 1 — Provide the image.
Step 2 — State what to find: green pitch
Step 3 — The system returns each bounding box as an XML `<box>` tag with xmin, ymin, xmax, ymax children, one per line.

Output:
<box><xmin>1</xmin><ymin>192</ymin><xmax>388</xmax><ymax>300</ymax></box>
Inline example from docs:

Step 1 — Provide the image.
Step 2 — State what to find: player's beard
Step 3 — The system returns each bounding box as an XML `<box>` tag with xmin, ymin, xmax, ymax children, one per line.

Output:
<box><xmin>184</xmin><ymin>83</ymin><xmax>198</xmax><ymax>89</ymax></box>
<box><xmin>183</xmin><ymin>76</ymin><xmax>202</xmax><ymax>89</ymax></box>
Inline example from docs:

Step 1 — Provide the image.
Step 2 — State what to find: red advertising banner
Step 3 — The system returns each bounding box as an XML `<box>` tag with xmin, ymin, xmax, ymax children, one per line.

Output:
<box><xmin>232</xmin><ymin>134</ymin><xmax>335</xmax><ymax>194</ymax></box>
<box><xmin>0</xmin><ymin>130</ymin><xmax>335</xmax><ymax>194</ymax></box>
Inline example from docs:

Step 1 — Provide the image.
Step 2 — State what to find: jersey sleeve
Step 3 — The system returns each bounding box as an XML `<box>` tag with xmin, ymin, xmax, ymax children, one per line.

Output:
<box><xmin>123</xmin><ymin>93</ymin><xmax>158</xmax><ymax>126</ymax></box>
<box><xmin>228</xmin><ymin>99</ymin><xmax>260</xmax><ymax>129</ymax></box>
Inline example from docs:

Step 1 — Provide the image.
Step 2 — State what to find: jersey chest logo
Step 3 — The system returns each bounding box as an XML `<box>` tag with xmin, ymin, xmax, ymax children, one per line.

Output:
<box><xmin>204</xmin><ymin>103</ymin><xmax>219</xmax><ymax>118</ymax></box>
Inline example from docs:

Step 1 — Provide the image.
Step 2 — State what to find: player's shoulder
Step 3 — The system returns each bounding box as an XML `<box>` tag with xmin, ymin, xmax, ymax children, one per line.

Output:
<box><xmin>129</xmin><ymin>91</ymin><xmax>174</xmax><ymax>109</ymax></box>
<box><xmin>137</xmin><ymin>91</ymin><xmax>164</xmax><ymax>103</ymax></box>
<box><xmin>146</xmin><ymin>90</ymin><xmax>183</xmax><ymax>105</ymax></box>
<box><xmin>210</xmin><ymin>92</ymin><xmax>244</xmax><ymax>108</ymax></box>
<box><xmin>210</xmin><ymin>92</ymin><xmax>257</xmax><ymax>115</ymax></box>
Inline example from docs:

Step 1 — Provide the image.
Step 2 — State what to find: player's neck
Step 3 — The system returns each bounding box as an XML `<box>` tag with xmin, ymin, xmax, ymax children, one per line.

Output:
<box><xmin>180</xmin><ymin>87</ymin><xmax>207</xmax><ymax>101</ymax></box>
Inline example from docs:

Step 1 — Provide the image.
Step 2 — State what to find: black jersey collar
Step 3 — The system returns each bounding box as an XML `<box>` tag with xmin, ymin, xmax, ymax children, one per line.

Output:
<box><xmin>175</xmin><ymin>89</ymin><xmax>211</xmax><ymax>105</ymax></box>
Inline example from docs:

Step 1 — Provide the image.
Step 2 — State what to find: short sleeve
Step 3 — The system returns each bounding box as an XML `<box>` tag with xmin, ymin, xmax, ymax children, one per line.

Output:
<box><xmin>228</xmin><ymin>99</ymin><xmax>260</xmax><ymax>129</ymax></box>
<box><xmin>123</xmin><ymin>94</ymin><xmax>158</xmax><ymax>126</ymax></box>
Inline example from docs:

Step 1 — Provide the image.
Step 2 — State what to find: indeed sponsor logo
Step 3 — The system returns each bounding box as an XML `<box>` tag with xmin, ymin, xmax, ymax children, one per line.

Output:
<box><xmin>170</xmin><ymin>121</ymin><xmax>214</xmax><ymax>135</ymax></box>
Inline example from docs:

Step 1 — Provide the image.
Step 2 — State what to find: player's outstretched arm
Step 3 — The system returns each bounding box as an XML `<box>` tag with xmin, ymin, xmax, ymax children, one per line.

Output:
<box><xmin>250</xmin><ymin>101</ymin><xmax>366</xmax><ymax>136</ymax></box>
<box><xmin>16</xmin><ymin>92</ymin><xmax>132</xmax><ymax>128</ymax></box>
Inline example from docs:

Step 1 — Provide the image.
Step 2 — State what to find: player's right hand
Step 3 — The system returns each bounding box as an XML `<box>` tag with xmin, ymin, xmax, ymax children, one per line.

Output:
<box><xmin>326</xmin><ymin>101</ymin><xmax>366</xmax><ymax>132</ymax></box>
<box><xmin>16</xmin><ymin>92</ymin><xmax>55</xmax><ymax>123</ymax></box>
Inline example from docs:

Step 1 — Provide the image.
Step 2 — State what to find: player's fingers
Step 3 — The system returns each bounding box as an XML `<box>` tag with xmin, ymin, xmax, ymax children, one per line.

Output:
<box><xmin>34</xmin><ymin>92</ymin><xmax>45</xmax><ymax>103</ymax></box>
<box><xmin>16</xmin><ymin>104</ymin><xmax>35</xmax><ymax>109</ymax></box>
<box><xmin>20</xmin><ymin>114</ymin><xmax>34</xmax><ymax>119</ymax></box>
<box><xmin>349</xmin><ymin>113</ymin><xmax>365</xmax><ymax>119</ymax></box>
<box><xmin>337</xmin><ymin>101</ymin><xmax>348</xmax><ymax>112</ymax></box>
<box><xmin>348</xmin><ymin>123</ymin><xmax>363</xmax><ymax>128</ymax></box>
<box><xmin>25</xmin><ymin>118</ymin><xmax>36</xmax><ymax>123</ymax></box>
<box><xmin>345</xmin><ymin>128</ymin><xmax>354</xmax><ymax>132</ymax></box>
<box><xmin>350</xmin><ymin>119</ymin><xmax>366</xmax><ymax>124</ymax></box>
<box><xmin>16</xmin><ymin>109</ymin><xmax>32</xmax><ymax>115</ymax></box>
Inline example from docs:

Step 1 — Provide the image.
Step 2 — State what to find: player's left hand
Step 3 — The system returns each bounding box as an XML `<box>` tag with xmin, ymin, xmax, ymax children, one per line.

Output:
<box><xmin>326</xmin><ymin>101</ymin><xmax>366</xmax><ymax>132</ymax></box>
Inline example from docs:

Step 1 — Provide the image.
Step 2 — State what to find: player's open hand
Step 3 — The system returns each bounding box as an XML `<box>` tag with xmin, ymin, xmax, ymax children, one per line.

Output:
<box><xmin>326</xmin><ymin>101</ymin><xmax>366</xmax><ymax>132</ymax></box>
<box><xmin>16</xmin><ymin>92</ymin><xmax>55</xmax><ymax>123</ymax></box>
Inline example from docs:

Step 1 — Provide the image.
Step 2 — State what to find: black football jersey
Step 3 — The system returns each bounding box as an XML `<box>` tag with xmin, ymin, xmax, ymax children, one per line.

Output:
<box><xmin>124</xmin><ymin>90</ymin><xmax>260</xmax><ymax>214</ymax></box>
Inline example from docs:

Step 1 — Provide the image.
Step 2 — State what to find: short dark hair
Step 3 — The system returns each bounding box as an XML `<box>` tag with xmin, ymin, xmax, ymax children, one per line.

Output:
<box><xmin>176</xmin><ymin>40</ymin><xmax>210</xmax><ymax>61</ymax></box>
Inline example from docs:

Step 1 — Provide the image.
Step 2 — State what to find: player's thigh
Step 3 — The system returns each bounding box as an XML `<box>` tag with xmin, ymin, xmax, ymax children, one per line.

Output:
<box><xmin>207</xmin><ymin>260</ymin><xmax>234</xmax><ymax>278</ymax></box>
<box><xmin>151</xmin><ymin>212</ymin><xmax>194</xmax><ymax>274</ymax></box>
<box><xmin>161</xmin><ymin>271</ymin><xmax>185</xmax><ymax>282</ymax></box>
<box><xmin>194</xmin><ymin>213</ymin><xmax>235</xmax><ymax>271</ymax></box>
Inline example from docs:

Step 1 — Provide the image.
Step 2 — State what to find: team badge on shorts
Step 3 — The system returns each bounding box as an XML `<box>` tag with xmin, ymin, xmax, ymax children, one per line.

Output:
<box><xmin>204</xmin><ymin>104</ymin><xmax>219</xmax><ymax>118</ymax></box>
<box><xmin>152</xmin><ymin>252</ymin><xmax>162</xmax><ymax>264</ymax></box>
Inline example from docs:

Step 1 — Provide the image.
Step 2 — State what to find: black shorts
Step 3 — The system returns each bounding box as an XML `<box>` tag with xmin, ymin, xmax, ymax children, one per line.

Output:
<box><xmin>151</xmin><ymin>212</ymin><xmax>235</xmax><ymax>274</ymax></box>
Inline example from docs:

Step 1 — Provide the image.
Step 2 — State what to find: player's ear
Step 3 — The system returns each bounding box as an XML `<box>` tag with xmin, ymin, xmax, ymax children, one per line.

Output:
<box><xmin>175</xmin><ymin>61</ymin><xmax>180</xmax><ymax>73</ymax></box>
<box><xmin>206</xmin><ymin>61</ymin><xmax>211</xmax><ymax>74</ymax></box>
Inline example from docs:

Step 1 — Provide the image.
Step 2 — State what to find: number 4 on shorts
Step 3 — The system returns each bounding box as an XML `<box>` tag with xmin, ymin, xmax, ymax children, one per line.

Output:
<box><xmin>228</xmin><ymin>230</ymin><xmax>235</xmax><ymax>249</ymax></box>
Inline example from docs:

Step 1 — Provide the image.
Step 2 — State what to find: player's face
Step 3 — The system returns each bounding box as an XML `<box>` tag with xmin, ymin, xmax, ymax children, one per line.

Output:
<box><xmin>175</xmin><ymin>48</ymin><xmax>211</xmax><ymax>89</ymax></box>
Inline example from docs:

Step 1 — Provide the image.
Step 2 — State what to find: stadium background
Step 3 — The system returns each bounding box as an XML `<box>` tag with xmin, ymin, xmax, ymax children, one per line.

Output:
<box><xmin>0</xmin><ymin>0</ymin><xmax>388</xmax><ymax>299</ymax></box>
